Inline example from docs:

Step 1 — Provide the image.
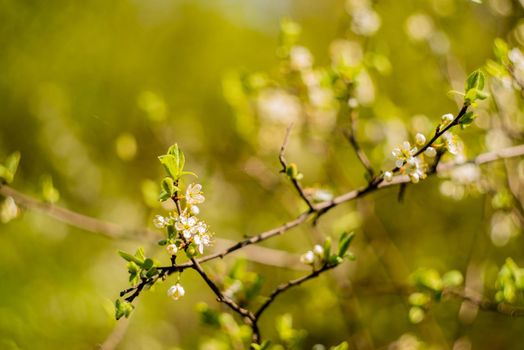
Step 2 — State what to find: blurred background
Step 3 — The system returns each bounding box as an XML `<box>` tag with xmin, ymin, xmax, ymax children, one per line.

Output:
<box><xmin>1</xmin><ymin>0</ymin><xmax>524</xmax><ymax>349</ymax></box>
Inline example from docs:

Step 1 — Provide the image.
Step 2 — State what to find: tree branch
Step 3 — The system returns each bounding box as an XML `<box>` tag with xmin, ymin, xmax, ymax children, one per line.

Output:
<box><xmin>254</xmin><ymin>262</ymin><xmax>340</xmax><ymax>320</ymax></box>
<box><xmin>278</xmin><ymin>124</ymin><xmax>315</xmax><ymax>212</ymax></box>
<box><xmin>344</xmin><ymin>110</ymin><xmax>375</xmax><ymax>180</ymax></box>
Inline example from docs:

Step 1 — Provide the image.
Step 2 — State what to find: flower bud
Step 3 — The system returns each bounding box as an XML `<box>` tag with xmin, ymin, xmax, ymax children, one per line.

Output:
<box><xmin>441</xmin><ymin>113</ymin><xmax>454</xmax><ymax>124</ymax></box>
<box><xmin>300</xmin><ymin>251</ymin><xmax>315</xmax><ymax>265</ymax></box>
<box><xmin>384</xmin><ymin>171</ymin><xmax>393</xmax><ymax>182</ymax></box>
<box><xmin>415</xmin><ymin>133</ymin><xmax>426</xmax><ymax>146</ymax></box>
<box><xmin>313</xmin><ymin>245</ymin><xmax>324</xmax><ymax>256</ymax></box>
<box><xmin>424</xmin><ymin>147</ymin><xmax>436</xmax><ymax>157</ymax></box>
<box><xmin>190</xmin><ymin>205</ymin><xmax>200</xmax><ymax>215</ymax></box>
<box><xmin>166</xmin><ymin>244</ymin><xmax>178</xmax><ymax>255</ymax></box>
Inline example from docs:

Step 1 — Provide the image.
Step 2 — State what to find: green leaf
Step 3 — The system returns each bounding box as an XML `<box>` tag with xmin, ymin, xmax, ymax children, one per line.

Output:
<box><xmin>412</xmin><ymin>268</ymin><xmax>443</xmax><ymax>292</ymax></box>
<box><xmin>135</xmin><ymin>248</ymin><xmax>146</xmax><ymax>261</ymax></box>
<box><xmin>157</xmin><ymin>239</ymin><xmax>168</xmax><ymax>246</ymax></box>
<box><xmin>409</xmin><ymin>306</ymin><xmax>425</xmax><ymax>324</ymax></box>
<box><xmin>115</xmin><ymin>299</ymin><xmax>134</xmax><ymax>320</ymax></box>
<box><xmin>145</xmin><ymin>267</ymin><xmax>158</xmax><ymax>278</ymax></box>
<box><xmin>142</xmin><ymin>258</ymin><xmax>154</xmax><ymax>270</ymax></box>
<box><xmin>460</xmin><ymin>111</ymin><xmax>477</xmax><ymax>128</ymax></box>
<box><xmin>0</xmin><ymin>151</ymin><xmax>21</xmax><ymax>184</ymax></box>
<box><xmin>41</xmin><ymin>174</ymin><xmax>60</xmax><ymax>203</ymax></box>
<box><xmin>442</xmin><ymin>270</ymin><xmax>464</xmax><ymax>287</ymax></box>
<box><xmin>180</xmin><ymin>171</ymin><xmax>198</xmax><ymax>178</ymax></box>
<box><xmin>503</xmin><ymin>283</ymin><xmax>516</xmax><ymax>303</ymax></box>
<box><xmin>5</xmin><ymin>152</ymin><xmax>20</xmax><ymax>177</ymax></box>
<box><xmin>161</xmin><ymin>177</ymin><xmax>178</xmax><ymax>196</ymax></box>
<box><xmin>159</xmin><ymin>190</ymin><xmax>170</xmax><ymax>202</ymax></box>
<box><xmin>158</xmin><ymin>155</ymin><xmax>179</xmax><ymax>179</ymax></box>
<box><xmin>330</xmin><ymin>341</ymin><xmax>349</xmax><ymax>350</ymax></box>
<box><xmin>251</xmin><ymin>341</ymin><xmax>271</xmax><ymax>350</ymax></box>
<box><xmin>338</xmin><ymin>231</ymin><xmax>355</xmax><ymax>258</ymax></box>
<box><xmin>328</xmin><ymin>255</ymin><xmax>343</xmax><ymax>266</ymax></box>
<box><xmin>493</xmin><ymin>38</ymin><xmax>509</xmax><ymax>63</ymax></box>
<box><xmin>196</xmin><ymin>302</ymin><xmax>221</xmax><ymax>328</ymax></box>
<box><xmin>464</xmin><ymin>70</ymin><xmax>486</xmax><ymax>103</ymax></box>
<box><xmin>118</xmin><ymin>251</ymin><xmax>144</xmax><ymax>266</ymax></box>
<box><xmin>408</xmin><ymin>292</ymin><xmax>430</xmax><ymax>306</ymax></box>
<box><xmin>323</xmin><ymin>237</ymin><xmax>332</xmax><ymax>263</ymax></box>
<box><xmin>127</xmin><ymin>261</ymin><xmax>140</xmax><ymax>275</ymax></box>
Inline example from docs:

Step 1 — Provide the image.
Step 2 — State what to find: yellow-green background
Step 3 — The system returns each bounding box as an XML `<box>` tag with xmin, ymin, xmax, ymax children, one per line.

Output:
<box><xmin>1</xmin><ymin>0</ymin><xmax>523</xmax><ymax>349</ymax></box>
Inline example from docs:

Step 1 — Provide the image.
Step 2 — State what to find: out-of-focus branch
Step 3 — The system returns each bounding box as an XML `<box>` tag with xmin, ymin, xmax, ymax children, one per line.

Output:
<box><xmin>254</xmin><ymin>262</ymin><xmax>341</xmax><ymax>320</ymax></box>
<box><xmin>444</xmin><ymin>288</ymin><xmax>524</xmax><ymax>317</ymax></box>
<box><xmin>0</xmin><ymin>185</ymin><xmax>153</xmax><ymax>239</ymax></box>
<box><xmin>344</xmin><ymin>110</ymin><xmax>375</xmax><ymax>180</ymax></box>
<box><xmin>278</xmin><ymin>124</ymin><xmax>315</xmax><ymax>212</ymax></box>
<box><xmin>4</xmin><ymin>143</ymin><xmax>524</xmax><ymax>274</ymax></box>
<box><xmin>0</xmin><ymin>184</ymin><xmax>304</xmax><ymax>270</ymax></box>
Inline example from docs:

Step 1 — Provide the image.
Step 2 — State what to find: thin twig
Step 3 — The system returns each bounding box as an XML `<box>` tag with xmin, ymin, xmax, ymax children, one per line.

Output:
<box><xmin>278</xmin><ymin>124</ymin><xmax>315</xmax><ymax>212</ymax></box>
<box><xmin>344</xmin><ymin>110</ymin><xmax>375</xmax><ymax>180</ymax></box>
<box><xmin>254</xmin><ymin>262</ymin><xmax>340</xmax><ymax>320</ymax></box>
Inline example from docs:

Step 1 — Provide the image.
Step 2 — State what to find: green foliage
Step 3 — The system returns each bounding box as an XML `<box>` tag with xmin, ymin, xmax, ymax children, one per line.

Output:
<box><xmin>275</xmin><ymin>314</ymin><xmax>306</xmax><ymax>350</ymax></box>
<box><xmin>225</xmin><ymin>259</ymin><xmax>264</xmax><ymax>306</ymax></box>
<box><xmin>115</xmin><ymin>299</ymin><xmax>134</xmax><ymax>320</ymax></box>
<box><xmin>409</xmin><ymin>268</ymin><xmax>464</xmax><ymax>323</ymax></box>
<box><xmin>495</xmin><ymin>258</ymin><xmax>524</xmax><ymax>304</ymax></box>
<box><xmin>0</xmin><ymin>151</ymin><xmax>20</xmax><ymax>185</ymax></box>
<box><xmin>464</xmin><ymin>70</ymin><xmax>488</xmax><ymax>104</ymax></box>
<box><xmin>40</xmin><ymin>175</ymin><xmax>60</xmax><ymax>204</ymax></box>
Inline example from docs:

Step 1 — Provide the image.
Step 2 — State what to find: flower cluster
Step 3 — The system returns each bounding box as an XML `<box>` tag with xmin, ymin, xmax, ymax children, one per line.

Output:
<box><xmin>155</xmin><ymin>183</ymin><xmax>212</xmax><ymax>258</ymax></box>
<box><xmin>386</xmin><ymin>112</ymin><xmax>465</xmax><ymax>184</ymax></box>
<box><xmin>389</xmin><ymin>133</ymin><xmax>432</xmax><ymax>184</ymax></box>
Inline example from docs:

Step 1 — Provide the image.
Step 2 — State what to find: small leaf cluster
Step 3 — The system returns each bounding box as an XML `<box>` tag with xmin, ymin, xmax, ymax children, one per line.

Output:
<box><xmin>114</xmin><ymin>299</ymin><xmax>134</xmax><ymax>320</ymax></box>
<box><xmin>0</xmin><ymin>151</ymin><xmax>20</xmax><ymax>185</ymax></box>
<box><xmin>118</xmin><ymin>248</ymin><xmax>159</xmax><ymax>286</ymax></box>
<box><xmin>464</xmin><ymin>70</ymin><xmax>488</xmax><ymax>105</ymax></box>
<box><xmin>408</xmin><ymin>268</ymin><xmax>464</xmax><ymax>323</ymax></box>
<box><xmin>285</xmin><ymin>163</ymin><xmax>303</xmax><ymax>181</ymax></box>
<box><xmin>158</xmin><ymin>144</ymin><xmax>195</xmax><ymax>201</ymax></box>
<box><xmin>495</xmin><ymin>258</ymin><xmax>524</xmax><ymax>304</ymax></box>
<box><xmin>300</xmin><ymin>232</ymin><xmax>355</xmax><ymax>268</ymax></box>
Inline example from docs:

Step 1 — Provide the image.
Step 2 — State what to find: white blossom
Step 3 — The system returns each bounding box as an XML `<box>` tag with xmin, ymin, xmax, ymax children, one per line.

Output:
<box><xmin>167</xmin><ymin>283</ymin><xmax>185</xmax><ymax>300</ymax></box>
<box><xmin>190</xmin><ymin>205</ymin><xmax>200</xmax><ymax>215</ymax></box>
<box><xmin>186</xmin><ymin>183</ymin><xmax>205</xmax><ymax>205</ymax></box>
<box><xmin>442</xmin><ymin>132</ymin><xmax>459</xmax><ymax>155</ymax></box>
<box><xmin>175</xmin><ymin>211</ymin><xmax>198</xmax><ymax>239</ymax></box>
<box><xmin>351</xmin><ymin>8</ymin><xmax>381</xmax><ymax>36</ymax></box>
<box><xmin>289</xmin><ymin>46</ymin><xmax>313</xmax><ymax>70</ymax></box>
<box><xmin>257</xmin><ymin>89</ymin><xmax>302</xmax><ymax>124</ymax></box>
<box><xmin>193</xmin><ymin>234</ymin><xmax>211</xmax><ymax>254</ymax></box>
<box><xmin>392</xmin><ymin>141</ymin><xmax>418</xmax><ymax>168</ymax></box>
<box><xmin>300</xmin><ymin>251</ymin><xmax>315</xmax><ymax>265</ymax></box>
<box><xmin>153</xmin><ymin>215</ymin><xmax>168</xmax><ymax>229</ymax></box>
<box><xmin>313</xmin><ymin>245</ymin><xmax>324</xmax><ymax>256</ymax></box>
